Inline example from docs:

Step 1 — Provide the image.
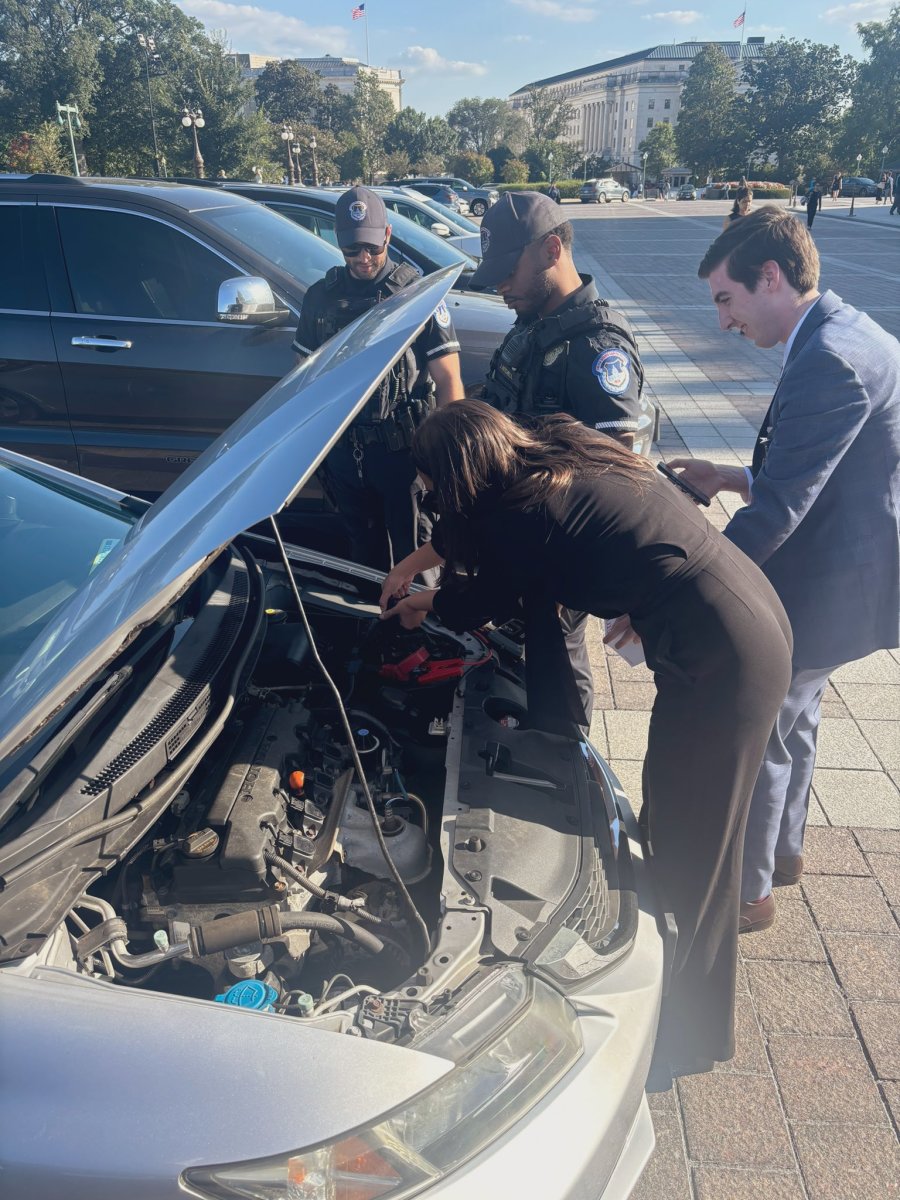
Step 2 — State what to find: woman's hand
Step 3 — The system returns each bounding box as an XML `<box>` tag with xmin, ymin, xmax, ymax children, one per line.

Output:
<box><xmin>380</xmin><ymin>567</ymin><xmax>415</xmax><ymax>611</ymax></box>
<box><xmin>604</xmin><ymin>614</ymin><xmax>641</xmax><ymax>648</ymax></box>
<box><xmin>380</xmin><ymin>590</ymin><xmax>436</xmax><ymax>630</ymax></box>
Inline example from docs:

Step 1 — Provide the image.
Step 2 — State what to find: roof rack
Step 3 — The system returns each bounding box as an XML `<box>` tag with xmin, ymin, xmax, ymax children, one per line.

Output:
<box><xmin>28</xmin><ymin>173</ymin><xmax>85</xmax><ymax>183</ymax></box>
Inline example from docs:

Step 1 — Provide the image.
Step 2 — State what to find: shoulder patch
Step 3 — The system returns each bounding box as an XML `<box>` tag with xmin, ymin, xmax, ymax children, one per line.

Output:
<box><xmin>480</xmin><ymin>226</ymin><xmax>491</xmax><ymax>254</ymax></box>
<box><xmin>592</xmin><ymin>347</ymin><xmax>631</xmax><ymax>396</ymax></box>
<box><xmin>434</xmin><ymin>300</ymin><xmax>451</xmax><ymax>328</ymax></box>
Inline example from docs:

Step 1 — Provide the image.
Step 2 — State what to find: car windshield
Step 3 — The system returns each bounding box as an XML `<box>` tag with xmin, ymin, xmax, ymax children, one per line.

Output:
<box><xmin>389</xmin><ymin>209</ymin><xmax>475</xmax><ymax>268</ymax></box>
<box><xmin>198</xmin><ymin>203</ymin><xmax>341</xmax><ymax>291</ymax></box>
<box><xmin>0</xmin><ymin>464</ymin><xmax>137</xmax><ymax>680</ymax></box>
<box><xmin>426</xmin><ymin>199</ymin><xmax>480</xmax><ymax>233</ymax></box>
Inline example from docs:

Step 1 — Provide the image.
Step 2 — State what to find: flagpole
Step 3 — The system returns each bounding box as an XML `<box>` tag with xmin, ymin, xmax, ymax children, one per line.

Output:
<box><xmin>365</xmin><ymin>5</ymin><xmax>370</xmax><ymax>65</ymax></box>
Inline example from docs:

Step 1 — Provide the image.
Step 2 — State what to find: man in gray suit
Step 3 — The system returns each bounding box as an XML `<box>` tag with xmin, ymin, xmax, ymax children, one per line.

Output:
<box><xmin>671</xmin><ymin>206</ymin><xmax>900</xmax><ymax>932</ymax></box>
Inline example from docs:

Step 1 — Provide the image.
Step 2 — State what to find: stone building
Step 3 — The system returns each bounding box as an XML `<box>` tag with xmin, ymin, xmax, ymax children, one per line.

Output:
<box><xmin>228</xmin><ymin>54</ymin><xmax>404</xmax><ymax>112</ymax></box>
<box><xmin>510</xmin><ymin>40</ymin><xmax>765</xmax><ymax>179</ymax></box>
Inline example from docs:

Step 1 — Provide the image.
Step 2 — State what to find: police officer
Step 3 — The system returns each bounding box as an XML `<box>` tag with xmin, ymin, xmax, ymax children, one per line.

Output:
<box><xmin>292</xmin><ymin>186</ymin><xmax>464</xmax><ymax>571</ymax></box>
<box><xmin>469</xmin><ymin>190</ymin><xmax>649</xmax><ymax>728</ymax></box>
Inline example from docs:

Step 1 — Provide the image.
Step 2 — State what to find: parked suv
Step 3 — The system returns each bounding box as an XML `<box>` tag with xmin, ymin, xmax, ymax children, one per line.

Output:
<box><xmin>396</xmin><ymin>177</ymin><xmax>499</xmax><ymax>217</ymax></box>
<box><xmin>0</xmin><ymin>175</ymin><xmax>511</xmax><ymax>497</ymax></box>
<box><xmin>580</xmin><ymin>178</ymin><xmax>631</xmax><ymax>204</ymax></box>
<box><xmin>840</xmin><ymin>176</ymin><xmax>879</xmax><ymax>197</ymax></box>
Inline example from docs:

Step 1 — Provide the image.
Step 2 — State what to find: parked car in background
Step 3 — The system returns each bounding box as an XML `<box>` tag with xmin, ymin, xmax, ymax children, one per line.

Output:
<box><xmin>391</xmin><ymin>180</ymin><xmax>470</xmax><ymax>215</ymax></box>
<box><xmin>580</xmin><ymin>178</ymin><xmax>631</xmax><ymax>204</ymax></box>
<box><xmin>840</xmin><ymin>176</ymin><xmax>879</xmax><ymax>197</ymax></box>
<box><xmin>373</xmin><ymin>186</ymin><xmax>482</xmax><ymax>259</ymax></box>
<box><xmin>395</xmin><ymin>177</ymin><xmax>499</xmax><ymax>217</ymax></box>
<box><xmin>0</xmin><ymin>271</ymin><xmax>664</xmax><ymax>1200</ymax></box>
<box><xmin>0</xmin><ymin>175</ymin><xmax>510</xmax><ymax>497</ymax></box>
<box><xmin>677</xmin><ymin>185</ymin><xmax>697</xmax><ymax>201</ymax></box>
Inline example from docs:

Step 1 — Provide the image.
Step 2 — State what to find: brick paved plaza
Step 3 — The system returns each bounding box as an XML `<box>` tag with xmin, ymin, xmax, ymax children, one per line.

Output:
<box><xmin>567</xmin><ymin>199</ymin><xmax>900</xmax><ymax>1199</ymax></box>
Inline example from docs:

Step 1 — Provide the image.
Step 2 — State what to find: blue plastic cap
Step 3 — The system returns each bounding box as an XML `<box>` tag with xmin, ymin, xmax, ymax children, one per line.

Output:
<box><xmin>214</xmin><ymin>979</ymin><xmax>278</xmax><ymax>1011</ymax></box>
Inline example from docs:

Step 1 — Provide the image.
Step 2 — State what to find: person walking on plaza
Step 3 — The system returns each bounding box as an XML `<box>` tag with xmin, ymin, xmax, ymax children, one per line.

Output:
<box><xmin>466</xmin><ymin>189</ymin><xmax>648</xmax><ymax>728</ymax></box>
<box><xmin>669</xmin><ymin>207</ymin><xmax>900</xmax><ymax>933</ymax></box>
<box><xmin>722</xmin><ymin>183</ymin><xmax>753</xmax><ymax>230</ymax></box>
<box><xmin>830</xmin><ymin>173</ymin><xmax>841</xmax><ymax>202</ymax></box>
<box><xmin>292</xmin><ymin>186</ymin><xmax>464</xmax><ymax>573</ymax></box>
<box><xmin>381</xmin><ymin>400</ymin><xmax>793</xmax><ymax>1076</ymax></box>
<box><xmin>805</xmin><ymin>180</ymin><xmax>822</xmax><ymax>229</ymax></box>
<box><xmin>891</xmin><ymin>174</ymin><xmax>900</xmax><ymax>216</ymax></box>
<box><xmin>883</xmin><ymin>171</ymin><xmax>894</xmax><ymax>207</ymax></box>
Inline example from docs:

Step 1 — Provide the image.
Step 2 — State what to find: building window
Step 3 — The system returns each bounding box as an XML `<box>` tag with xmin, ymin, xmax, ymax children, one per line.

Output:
<box><xmin>664</xmin><ymin>99</ymin><xmax>671</xmax><ymax>109</ymax></box>
<box><xmin>647</xmin><ymin>118</ymin><xmax>654</xmax><ymax>127</ymax></box>
<box><xmin>679</xmin><ymin>63</ymin><xmax>685</xmax><ymax>70</ymax></box>
<box><xmin>663</xmin><ymin>117</ymin><xmax>670</xmax><ymax>124</ymax></box>
<box><xmin>648</xmin><ymin>99</ymin><xmax>655</xmax><ymax>109</ymax></box>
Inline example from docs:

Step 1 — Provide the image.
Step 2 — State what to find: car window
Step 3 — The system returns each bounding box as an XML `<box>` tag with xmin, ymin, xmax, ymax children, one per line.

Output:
<box><xmin>198</xmin><ymin>203</ymin><xmax>341</xmax><ymax>291</ymax></box>
<box><xmin>395</xmin><ymin>202</ymin><xmax>430</xmax><ymax>228</ymax></box>
<box><xmin>56</xmin><ymin>207</ymin><xmax>238</xmax><ymax>321</ymax></box>
<box><xmin>267</xmin><ymin>203</ymin><xmax>339</xmax><ymax>248</ymax></box>
<box><xmin>0</xmin><ymin>204</ymin><xmax>49</xmax><ymax>312</ymax></box>
<box><xmin>0</xmin><ymin>463</ymin><xmax>136</xmax><ymax>677</ymax></box>
<box><xmin>387</xmin><ymin>209</ymin><xmax>471</xmax><ymax>269</ymax></box>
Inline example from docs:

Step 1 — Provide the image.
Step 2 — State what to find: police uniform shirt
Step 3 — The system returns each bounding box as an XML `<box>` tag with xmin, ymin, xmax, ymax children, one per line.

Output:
<box><xmin>490</xmin><ymin>274</ymin><xmax>643</xmax><ymax>436</ymax></box>
<box><xmin>291</xmin><ymin>262</ymin><xmax>461</xmax><ymax>378</ymax></box>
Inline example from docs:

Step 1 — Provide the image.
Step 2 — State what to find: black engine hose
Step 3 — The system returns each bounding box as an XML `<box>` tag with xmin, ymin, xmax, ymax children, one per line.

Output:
<box><xmin>264</xmin><ymin>850</ymin><xmax>384</xmax><ymax>926</ymax></box>
<box><xmin>278</xmin><ymin>911</ymin><xmax>385</xmax><ymax>955</ymax></box>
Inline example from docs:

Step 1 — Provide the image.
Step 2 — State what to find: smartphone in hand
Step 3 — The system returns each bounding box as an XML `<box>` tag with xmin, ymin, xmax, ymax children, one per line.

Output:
<box><xmin>657</xmin><ymin>462</ymin><xmax>712</xmax><ymax>507</ymax></box>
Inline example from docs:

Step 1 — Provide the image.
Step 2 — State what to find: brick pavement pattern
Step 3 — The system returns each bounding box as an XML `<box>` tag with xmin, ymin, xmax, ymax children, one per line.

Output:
<box><xmin>567</xmin><ymin>201</ymin><xmax>900</xmax><ymax>1199</ymax></box>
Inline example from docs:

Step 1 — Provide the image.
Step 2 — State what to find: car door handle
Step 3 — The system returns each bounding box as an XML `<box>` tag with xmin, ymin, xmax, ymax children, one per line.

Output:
<box><xmin>71</xmin><ymin>336</ymin><xmax>133</xmax><ymax>349</ymax></box>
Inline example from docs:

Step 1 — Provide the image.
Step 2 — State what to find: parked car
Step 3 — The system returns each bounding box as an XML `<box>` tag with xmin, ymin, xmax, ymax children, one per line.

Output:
<box><xmin>0</xmin><ymin>175</ymin><xmax>511</xmax><ymax>496</ymax></box>
<box><xmin>840</xmin><ymin>176</ymin><xmax>879</xmax><ymax>197</ymax></box>
<box><xmin>580</xmin><ymin>178</ymin><xmax>631</xmax><ymax>204</ymax></box>
<box><xmin>395</xmin><ymin>177</ymin><xmax>499</xmax><ymax>217</ymax></box>
<box><xmin>391</xmin><ymin>180</ymin><xmax>471</xmax><ymax>215</ymax></box>
<box><xmin>677</xmin><ymin>185</ymin><xmax>697</xmax><ymax>201</ymax></box>
<box><xmin>374</xmin><ymin>187</ymin><xmax>483</xmax><ymax>259</ymax></box>
<box><xmin>0</xmin><ymin>270</ymin><xmax>665</xmax><ymax>1200</ymax></box>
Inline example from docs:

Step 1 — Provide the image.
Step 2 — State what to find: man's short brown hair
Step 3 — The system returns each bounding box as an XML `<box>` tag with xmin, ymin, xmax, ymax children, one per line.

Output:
<box><xmin>698</xmin><ymin>205</ymin><xmax>820</xmax><ymax>294</ymax></box>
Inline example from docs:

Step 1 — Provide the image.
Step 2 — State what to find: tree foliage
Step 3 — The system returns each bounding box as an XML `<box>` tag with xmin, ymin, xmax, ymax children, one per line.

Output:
<box><xmin>521</xmin><ymin>85</ymin><xmax>573</xmax><ymax>143</ymax></box>
<box><xmin>841</xmin><ymin>4</ymin><xmax>900</xmax><ymax>174</ymax></box>
<box><xmin>384</xmin><ymin>106</ymin><xmax>456</xmax><ymax>167</ymax></box>
<box><xmin>499</xmin><ymin>156</ymin><xmax>529</xmax><ymax>184</ymax></box>
<box><xmin>675</xmin><ymin>45</ymin><xmax>740</xmax><ymax>179</ymax></box>
<box><xmin>638</xmin><ymin>122</ymin><xmax>678</xmax><ymax>182</ymax></box>
<box><xmin>449</xmin><ymin>151</ymin><xmax>493</xmax><ymax>184</ymax></box>
<box><xmin>739</xmin><ymin>38</ymin><xmax>856</xmax><ymax>179</ymax></box>
<box><xmin>254</xmin><ymin>60</ymin><xmax>324</xmax><ymax>126</ymax></box>
<box><xmin>447</xmin><ymin>96</ymin><xmax>525</xmax><ymax>154</ymax></box>
<box><xmin>347</xmin><ymin>69</ymin><xmax>395</xmax><ymax>181</ymax></box>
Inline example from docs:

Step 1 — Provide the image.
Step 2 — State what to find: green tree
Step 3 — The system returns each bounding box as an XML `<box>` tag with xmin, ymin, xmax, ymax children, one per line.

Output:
<box><xmin>447</xmin><ymin>96</ymin><xmax>525</xmax><ymax>154</ymax></box>
<box><xmin>842</xmin><ymin>5</ymin><xmax>900</xmax><ymax>174</ymax></box>
<box><xmin>348</xmin><ymin>69</ymin><xmax>394</xmax><ymax>181</ymax></box>
<box><xmin>638</xmin><ymin>122</ymin><xmax>678</xmax><ymax>182</ymax></box>
<box><xmin>383</xmin><ymin>149</ymin><xmax>411</xmax><ymax>179</ymax></box>
<box><xmin>675</xmin><ymin>44</ymin><xmax>740</xmax><ymax>179</ymax></box>
<box><xmin>450</xmin><ymin>151</ymin><xmax>493</xmax><ymax>184</ymax></box>
<box><xmin>385</xmin><ymin>106</ymin><xmax>456</xmax><ymax>167</ymax></box>
<box><xmin>4</xmin><ymin>121</ymin><xmax>68</xmax><ymax>171</ymax></box>
<box><xmin>500</xmin><ymin>156</ymin><xmax>529</xmax><ymax>184</ymax></box>
<box><xmin>254</xmin><ymin>59</ymin><xmax>323</xmax><ymax>126</ymax></box>
<box><xmin>521</xmin><ymin>85</ymin><xmax>573</xmax><ymax>143</ymax></box>
<box><xmin>741</xmin><ymin>38</ymin><xmax>856</xmax><ymax>179</ymax></box>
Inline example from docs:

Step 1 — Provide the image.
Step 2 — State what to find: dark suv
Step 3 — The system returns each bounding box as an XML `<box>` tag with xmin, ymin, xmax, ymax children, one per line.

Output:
<box><xmin>0</xmin><ymin>175</ymin><xmax>508</xmax><ymax>497</ymax></box>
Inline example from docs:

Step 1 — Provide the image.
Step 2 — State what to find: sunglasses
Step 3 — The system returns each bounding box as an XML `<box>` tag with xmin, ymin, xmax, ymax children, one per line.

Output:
<box><xmin>341</xmin><ymin>240</ymin><xmax>387</xmax><ymax>258</ymax></box>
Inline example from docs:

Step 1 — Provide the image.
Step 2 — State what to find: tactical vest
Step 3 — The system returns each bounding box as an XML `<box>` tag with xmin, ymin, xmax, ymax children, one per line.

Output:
<box><xmin>317</xmin><ymin>263</ymin><xmax>434</xmax><ymax>431</ymax></box>
<box><xmin>483</xmin><ymin>299</ymin><xmax>644</xmax><ymax>417</ymax></box>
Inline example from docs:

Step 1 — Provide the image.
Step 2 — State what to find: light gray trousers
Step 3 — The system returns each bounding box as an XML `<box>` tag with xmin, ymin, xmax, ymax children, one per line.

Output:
<box><xmin>741</xmin><ymin>663</ymin><xmax>837</xmax><ymax>902</ymax></box>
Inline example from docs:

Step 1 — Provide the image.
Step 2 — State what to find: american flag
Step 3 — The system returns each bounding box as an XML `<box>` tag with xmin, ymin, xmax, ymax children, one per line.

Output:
<box><xmin>352</xmin><ymin>3</ymin><xmax>365</xmax><ymax>18</ymax></box>
<box><xmin>733</xmin><ymin>10</ymin><xmax>745</xmax><ymax>26</ymax></box>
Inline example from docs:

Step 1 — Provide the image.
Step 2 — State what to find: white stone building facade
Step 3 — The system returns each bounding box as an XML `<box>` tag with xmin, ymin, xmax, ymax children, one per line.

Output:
<box><xmin>511</xmin><ymin>40</ymin><xmax>764</xmax><ymax>172</ymax></box>
<box><xmin>228</xmin><ymin>54</ymin><xmax>404</xmax><ymax>112</ymax></box>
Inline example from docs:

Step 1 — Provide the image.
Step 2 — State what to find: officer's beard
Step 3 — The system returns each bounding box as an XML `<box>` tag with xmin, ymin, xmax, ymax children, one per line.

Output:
<box><xmin>507</xmin><ymin>266</ymin><xmax>556</xmax><ymax>320</ymax></box>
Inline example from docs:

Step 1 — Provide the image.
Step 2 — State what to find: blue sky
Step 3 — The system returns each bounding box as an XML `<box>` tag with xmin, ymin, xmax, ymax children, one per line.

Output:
<box><xmin>176</xmin><ymin>0</ymin><xmax>893</xmax><ymax>116</ymax></box>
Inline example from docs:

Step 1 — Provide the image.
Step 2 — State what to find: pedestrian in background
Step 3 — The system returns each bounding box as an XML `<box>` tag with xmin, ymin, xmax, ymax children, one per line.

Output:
<box><xmin>671</xmin><ymin>206</ymin><xmax>900</xmax><ymax>933</ymax></box>
<box><xmin>883</xmin><ymin>172</ymin><xmax>894</xmax><ymax>207</ymax></box>
<box><xmin>722</xmin><ymin>183</ymin><xmax>753</xmax><ymax>230</ymax></box>
<box><xmin>805</xmin><ymin>181</ymin><xmax>822</xmax><ymax>229</ymax></box>
<box><xmin>381</xmin><ymin>400</ymin><xmax>792</xmax><ymax>1078</ymax></box>
<box><xmin>547</xmin><ymin>181</ymin><xmax>561</xmax><ymax>204</ymax></box>
<box><xmin>891</xmin><ymin>174</ymin><xmax>900</xmax><ymax>216</ymax></box>
<box><xmin>830</xmin><ymin>173</ymin><xmax>840</xmax><ymax>202</ymax></box>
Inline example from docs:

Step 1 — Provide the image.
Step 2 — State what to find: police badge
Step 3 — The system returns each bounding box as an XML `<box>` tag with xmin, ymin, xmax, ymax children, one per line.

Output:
<box><xmin>349</xmin><ymin>201</ymin><xmax>367</xmax><ymax>222</ymax></box>
<box><xmin>592</xmin><ymin>348</ymin><xmax>631</xmax><ymax>396</ymax></box>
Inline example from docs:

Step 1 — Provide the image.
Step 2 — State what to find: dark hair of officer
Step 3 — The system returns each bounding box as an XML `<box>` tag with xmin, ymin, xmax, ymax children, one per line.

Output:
<box><xmin>700</xmin><ymin>205</ymin><xmax>820</xmax><ymax>294</ymax></box>
<box><xmin>412</xmin><ymin>399</ymin><xmax>652</xmax><ymax>573</ymax></box>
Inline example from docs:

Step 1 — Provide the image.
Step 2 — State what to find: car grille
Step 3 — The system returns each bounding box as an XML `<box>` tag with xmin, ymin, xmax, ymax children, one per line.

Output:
<box><xmin>562</xmin><ymin>841</ymin><xmax>610</xmax><ymax>947</ymax></box>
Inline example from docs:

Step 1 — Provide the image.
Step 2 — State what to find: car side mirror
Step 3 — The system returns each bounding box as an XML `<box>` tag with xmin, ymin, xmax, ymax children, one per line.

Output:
<box><xmin>431</xmin><ymin>222</ymin><xmax>451</xmax><ymax>238</ymax></box>
<box><xmin>217</xmin><ymin>277</ymin><xmax>292</xmax><ymax>326</ymax></box>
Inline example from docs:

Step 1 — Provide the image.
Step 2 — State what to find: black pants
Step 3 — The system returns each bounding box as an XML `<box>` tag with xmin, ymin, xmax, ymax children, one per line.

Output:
<box><xmin>806</xmin><ymin>203</ymin><xmax>818</xmax><ymax>228</ymax></box>
<box><xmin>559</xmin><ymin>607</ymin><xmax>594</xmax><ymax>731</ymax></box>
<box><xmin>323</xmin><ymin>436</ymin><xmax>424</xmax><ymax>572</ymax></box>
<box><xmin>637</xmin><ymin>538</ymin><xmax>793</xmax><ymax>1066</ymax></box>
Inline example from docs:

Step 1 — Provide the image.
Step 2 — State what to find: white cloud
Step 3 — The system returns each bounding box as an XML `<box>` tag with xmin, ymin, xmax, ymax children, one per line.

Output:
<box><xmin>176</xmin><ymin>0</ymin><xmax>348</xmax><ymax>57</ymax></box>
<box><xmin>509</xmin><ymin>0</ymin><xmax>596</xmax><ymax>22</ymax></box>
<box><xmin>643</xmin><ymin>9</ymin><xmax>703</xmax><ymax>22</ymax></box>
<box><xmin>400</xmin><ymin>46</ymin><xmax>488</xmax><ymax>76</ymax></box>
<box><xmin>821</xmin><ymin>0</ymin><xmax>890</xmax><ymax>20</ymax></box>
<box><xmin>504</xmin><ymin>33</ymin><xmax>535</xmax><ymax>42</ymax></box>
<box><xmin>753</xmin><ymin>24</ymin><xmax>787</xmax><ymax>34</ymax></box>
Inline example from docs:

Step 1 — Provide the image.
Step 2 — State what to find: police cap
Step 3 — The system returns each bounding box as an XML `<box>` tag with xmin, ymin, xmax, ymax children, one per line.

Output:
<box><xmin>335</xmin><ymin>185</ymin><xmax>389</xmax><ymax>249</ymax></box>
<box><xmin>469</xmin><ymin>190</ymin><xmax>564</xmax><ymax>289</ymax></box>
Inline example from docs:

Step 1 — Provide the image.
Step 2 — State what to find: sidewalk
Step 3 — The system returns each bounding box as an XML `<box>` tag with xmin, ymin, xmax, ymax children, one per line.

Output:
<box><xmin>805</xmin><ymin>197</ymin><xmax>899</xmax><ymax>231</ymax></box>
<box><xmin>571</xmin><ymin>209</ymin><xmax>900</xmax><ymax>1200</ymax></box>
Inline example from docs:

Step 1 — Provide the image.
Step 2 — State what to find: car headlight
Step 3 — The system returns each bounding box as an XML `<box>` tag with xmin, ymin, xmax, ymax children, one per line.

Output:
<box><xmin>182</xmin><ymin>965</ymin><xmax>581</xmax><ymax>1200</ymax></box>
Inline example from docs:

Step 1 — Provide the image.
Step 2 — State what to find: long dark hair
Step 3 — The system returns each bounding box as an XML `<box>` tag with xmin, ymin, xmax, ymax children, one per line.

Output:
<box><xmin>412</xmin><ymin>399</ymin><xmax>652</xmax><ymax>573</ymax></box>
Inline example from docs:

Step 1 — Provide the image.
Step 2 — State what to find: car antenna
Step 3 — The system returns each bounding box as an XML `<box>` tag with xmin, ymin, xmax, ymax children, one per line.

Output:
<box><xmin>267</xmin><ymin>516</ymin><xmax>431</xmax><ymax>957</ymax></box>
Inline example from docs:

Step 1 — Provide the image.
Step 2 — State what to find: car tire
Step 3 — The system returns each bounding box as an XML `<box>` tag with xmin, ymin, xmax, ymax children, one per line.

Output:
<box><xmin>471</xmin><ymin>200</ymin><xmax>486</xmax><ymax>217</ymax></box>
<box><xmin>621</xmin><ymin>192</ymin><xmax>630</xmax><ymax>202</ymax></box>
<box><xmin>599</xmin><ymin>193</ymin><xmax>608</xmax><ymax>204</ymax></box>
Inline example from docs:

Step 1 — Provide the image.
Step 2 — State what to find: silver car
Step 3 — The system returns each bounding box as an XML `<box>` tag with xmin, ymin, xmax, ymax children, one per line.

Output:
<box><xmin>0</xmin><ymin>269</ymin><xmax>664</xmax><ymax>1200</ymax></box>
<box><xmin>580</xmin><ymin>178</ymin><xmax>632</xmax><ymax>204</ymax></box>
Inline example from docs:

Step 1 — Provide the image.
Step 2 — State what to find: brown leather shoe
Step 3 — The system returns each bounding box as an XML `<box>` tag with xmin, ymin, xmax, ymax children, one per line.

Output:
<box><xmin>773</xmin><ymin>855</ymin><xmax>803</xmax><ymax>886</ymax></box>
<box><xmin>739</xmin><ymin>893</ymin><xmax>775</xmax><ymax>934</ymax></box>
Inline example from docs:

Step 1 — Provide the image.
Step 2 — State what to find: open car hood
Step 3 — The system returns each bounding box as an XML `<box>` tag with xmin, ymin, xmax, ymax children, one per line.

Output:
<box><xmin>0</xmin><ymin>265</ymin><xmax>461</xmax><ymax>762</ymax></box>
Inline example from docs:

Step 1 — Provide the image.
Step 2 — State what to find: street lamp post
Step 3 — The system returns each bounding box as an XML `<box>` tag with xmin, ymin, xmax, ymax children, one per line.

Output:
<box><xmin>55</xmin><ymin>100</ymin><xmax>82</xmax><ymax>176</ymax></box>
<box><xmin>291</xmin><ymin>142</ymin><xmax>302</xmax><ymax>183</ymax></box>
<box><xmin>309</xmin><ymin>134</ymin><xmax>319</xmax><ymax>187</ymax></box>
<box><xmin>849</xmin><ymin>151</ymin><xmax>862</xmax><ymax>216</ymax></box>
<box><xmin>136</xmin><ymin>33</ymin><xmax>164</xmax><ymax>177</ymax></box>
<box><xmin>181</xmin><ymin>106</ymin><xmax>205</xmax><ymax>178</ymax></box>
<box><xmin>280</xmin><ymin>122</ymin><xmax>295</xmax><ymax>184</ymax></box>
<box><xmin>880</xmin><ymin>144</ymin><xmax>889</xmax><ymax>179</ymax></box>
<box><xmin>583</xmin><ymin>154</ymin><xmax>589</xmax><ymax>183</ymax></box>
<box><xmin>641</xmin><ymin>151</ymin><xmax>648</xmax><ymax>199</ymax></box>
<box><xmin>548</xmin><ymin>151</ymin><xmax>554</xmax><ymax>184</ymax></box>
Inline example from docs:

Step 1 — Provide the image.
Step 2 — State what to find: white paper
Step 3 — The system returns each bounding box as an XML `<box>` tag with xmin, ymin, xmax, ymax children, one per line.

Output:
<box><xmin>603</xmin><ymin>619</ymin><xmax>646</xmax><ymax>667</ymax></box>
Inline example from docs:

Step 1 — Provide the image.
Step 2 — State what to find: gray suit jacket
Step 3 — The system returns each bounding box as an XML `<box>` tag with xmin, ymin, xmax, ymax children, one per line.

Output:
<box><xmin>725</xmin><ymin>290</ymin><xmax>900</xmax><ymax>669</ymax></box>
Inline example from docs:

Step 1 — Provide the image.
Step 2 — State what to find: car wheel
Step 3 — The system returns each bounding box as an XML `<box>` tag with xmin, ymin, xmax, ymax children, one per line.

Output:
<box><xmin>599</xmin><ymin>193</ymin><xmax>607</xmax><ymax>204</ymax></box>
<box><xmin>621</xmin><ymin>192</ymin><xmax>630</xmax><ymax>202</ymax></box>
<box><xmin>471</xmin><ymin>200</ymin><xmax>486</xmax><ymax>217</ymax></box>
